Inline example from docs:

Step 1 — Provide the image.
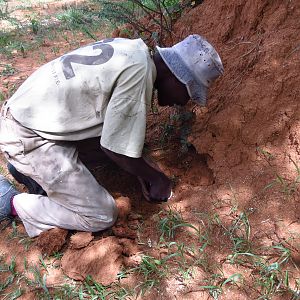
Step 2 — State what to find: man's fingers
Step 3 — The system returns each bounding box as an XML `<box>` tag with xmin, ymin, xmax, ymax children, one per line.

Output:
<box><xmin>138</xmin><ymin>177</ymin><xmax>151</xmax><ymax>202</ymax></box>
<box><xmin>138</xmin><ymin>176</ymin><xmax>174</xmax><ymax>203</ymax></box>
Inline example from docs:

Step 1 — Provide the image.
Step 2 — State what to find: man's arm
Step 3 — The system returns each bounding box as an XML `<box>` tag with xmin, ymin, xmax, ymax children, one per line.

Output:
<box><xmin>101</xmin><ymin>146</ymin><xmax>172</xmax><ymax>201</ymax></box>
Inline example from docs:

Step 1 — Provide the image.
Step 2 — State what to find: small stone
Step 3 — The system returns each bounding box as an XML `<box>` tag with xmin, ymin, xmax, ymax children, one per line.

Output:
<box><xmin>127</xmin><ymin>212</ymin><xmax>143</xmax><ymax>221</ymax></box>
<box><xmin>128</xmin><ymin>219</ymin><xmax>139</xmax><ymax>230</ymax></box>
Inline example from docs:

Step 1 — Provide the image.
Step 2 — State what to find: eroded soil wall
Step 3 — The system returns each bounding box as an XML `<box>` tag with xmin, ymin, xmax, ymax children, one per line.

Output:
<box><xmin>175</xmin><ymin>0</ymin><xmax>300</xmax><ymax>185</ymax></box>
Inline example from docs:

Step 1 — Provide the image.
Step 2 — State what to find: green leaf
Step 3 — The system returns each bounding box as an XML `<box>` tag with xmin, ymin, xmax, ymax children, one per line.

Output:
<box><xmin>222</xmin><ymin>273</ymin><xmax>242</xmax><ymax>286</ymax></box>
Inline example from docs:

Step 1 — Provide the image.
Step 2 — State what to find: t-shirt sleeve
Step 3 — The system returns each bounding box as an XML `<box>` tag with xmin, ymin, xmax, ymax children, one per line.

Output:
<box><xmin>100</xmin><ymin>62</ymin><xmax>151</xmax><ymax>158</ymax></box>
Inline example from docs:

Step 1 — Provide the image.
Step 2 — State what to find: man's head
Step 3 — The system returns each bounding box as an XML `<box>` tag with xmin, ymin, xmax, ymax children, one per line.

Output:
<box><xmin>154</xmin><ymin>34</ymin><xmax>224</xmax><ymax>107</ymax></box>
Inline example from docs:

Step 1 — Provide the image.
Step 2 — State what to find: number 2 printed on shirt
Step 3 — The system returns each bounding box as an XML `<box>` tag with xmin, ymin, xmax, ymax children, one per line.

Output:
<box><xmin>60</xmin><ymin>39</ymin><xmax>114</xmax><ymax>80</ymax></box>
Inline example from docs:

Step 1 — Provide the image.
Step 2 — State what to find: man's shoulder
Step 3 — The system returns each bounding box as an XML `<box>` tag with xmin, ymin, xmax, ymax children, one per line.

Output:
<box><xmin>109</xmin><ymin>37</ymin><xmax>148</xmax><ymax>50</ymax></box>
<box><xmin>111</xmin><ymin>38</ymin><xmax>150</xmax><ymax>61</ymax></box>
<box><xmin>76</xmin><ymin>37</ymin><xmax>149</xmax><ymax>56</ymax></box>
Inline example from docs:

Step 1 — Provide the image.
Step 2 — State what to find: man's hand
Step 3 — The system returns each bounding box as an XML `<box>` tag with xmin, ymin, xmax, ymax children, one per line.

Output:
<box><xmin>138</xmin><ymin>173</ymin><xmax>172</xmax><ymax>202</ymax></box>
<box><xmin>101</xmin><ymin>146</ymin><xmax>172</xmax><ymax>202</ymax></box>
<box><xmin>141</xmin><ymin>154</ymin><xmax>172</xmax><ymax>202</ymax></box>
<box><xmin>149</xmin><ymin>173</ymin><xmax>172</xmax><ymax>201</ymax></box>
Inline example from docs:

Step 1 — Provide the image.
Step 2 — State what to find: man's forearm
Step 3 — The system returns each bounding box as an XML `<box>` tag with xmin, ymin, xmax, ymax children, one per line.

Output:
<box><xmin>100</xmin><ymin>146</ymin><xmax>163</xmax><ymax>182</ymax></box>
<box><xmin>101</xmin><ymin>146</ymin><xmax>172</xmax><ymax>201</ymax></box>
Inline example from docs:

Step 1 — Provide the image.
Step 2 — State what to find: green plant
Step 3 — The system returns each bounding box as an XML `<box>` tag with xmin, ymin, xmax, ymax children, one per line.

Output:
<box><xmin>0</xmin><ymin>0</ymin><xmax>19</xmax><ymax>25</ymax></box>
<box><xmin>199</xmin><ymin>272</ymin><xmax>243</xmax><ymax>299</ymax></box>
<box><xmin>132</xmin><ymin>255</ymin><xmax>168</xmax><ymax>294</ymax></box>
<box><xmin>264</xmin><ymin>157</ymin><xmax>300</xmax><ymax>195</ymax></box>
<box><xmin>9</xmin><ymin>220</ymin><xmax>19</xmax><ymax>239</ymax></box>
<box><xmin>213</xmin><ymin>212</ymin><xmax>252</xmax><ymax>261</ymax></box>
<box><xmin>254</xmin><ymin>260</ymin><xmax>291</xmax><ymax>299</ymax></box>
<box><xmin>212</xmin><ymin>210</ymin><xmax>298</xmax><ymax>299</ymax></box>
<box><xmin>51</xmin><ymin>282</ymin><xmax>79</xmax><ymax>299</ymax></box>
<box><xmin>0</xmin><ymin>256</ymin><xmax>19</xmax><ymax>298</ymax></box>
<box><xmin>38</xmin><ymin>52</ymin><xmax>46</xmax><ymax>63</ymax></box>
<box><xmin>165</xmin><ymin>241</ymin><xmax>200</xmax><ymax>280</ymax></box>
<box><xmin>51</xmin><ymin>46</ymin><xmax>60</xmax><ymax>55</ymax></box>
<box><xmin>57</xmin><ymin>6</ymin><xmax>99</xmax><ymax>40</ymax></box>
<box><xmin>23</xmin><ymin>265</ymin><xmax>50</xmax><ymax>298</ymax></box>
<box><xmin>39</xmin><ymin>256</ymin><xmax>48</xmax><ymax>271</ymax></box>
<box><xmin>0</xmin><ymin>64</ymin><xmax>16</xmax><ymax>76</ymax></box>
<box><xmin>83</xmin><ymin>275</ymin><xmax>110</xmax><ymax>299</ymax></box>
<box><xmin>31</xmin><ymin>18</ymin><xmax>39</xmax><ymax>34</ymax></box>
<box><xmin>7</xmin><ymin>83</ymin><xmax>17</xmax><ymax>98</ymax></box>
<box><xmin>0</xmin><ymin>32</ymin><xmax>30</xmax><ymax>58</ymax></box>
<box><xmin>158</xmin><ymin>109</ymin><xmax>194</xmax><ymax>151</ymax></box>
<box><xmin>158</xmin><ymin>207</ymin><xmax>199</xmax><ymax>240</ymax></box>
<box><xmin>0</xmin><ymin>32</ymin><xmax>13</xmax><ymax>48</ymax></box>
<box><xmin>0</xmin><ymin>0</ymin><xmax>9</xmax><ymax>19</ymax></box>
<box><xmin>2</xmin><ymin>288</ymin><xmax>23</xmax><ymax>300</ymax></box>
<box><xmin>159</xmin><ymin>121</ymin><xmax>175</xmax><ymax>145</ymax></box>
<box><xmin>97</xmin><ymin>0</ymin><xmax>183</xmax><ymax>47</ymax></box>
<box><xmin>51</xmin><ymin>251</ymin><xmax>63</xmax><ymax>260</ymax></box>
<box><xmin>256</xmin><ymin>146</ymin><xmax>274</xmax><ymax>161</ymax></box>
<box><xmin>199</xmin><ymin>273</ymin><xmax>223</xmax><ymax>299</ymax></box>
<box><xmin>111</xmin><ymin>284</ymin><xmax>135</xmax><ymax>299</ymax></box>
<box><xmin>57</xmin><ymin>7</ymin><xmax>89</xmax><ymax>26</ymax></box>
<box><xmin>0</xmin><ymin>91</ymin><xmax>5</xmax><ymax>102</ymax></box>
<box><xmin>171</xmin><ymin>110</ymin><xmax>194</xmax><ymax>152</ymax></box>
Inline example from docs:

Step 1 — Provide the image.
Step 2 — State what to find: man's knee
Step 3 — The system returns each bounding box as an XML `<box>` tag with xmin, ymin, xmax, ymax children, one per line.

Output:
<box><xmin>102</xmin><ymin>203</ymin><xmax>118</xmax><ymax>229</ymax></box>
<box><xmin>81</xmin><ymin>202</ymin><xmax>118</xmax><ymax>232</ymax></box>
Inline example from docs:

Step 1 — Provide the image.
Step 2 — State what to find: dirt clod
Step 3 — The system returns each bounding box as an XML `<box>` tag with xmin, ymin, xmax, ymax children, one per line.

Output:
<box><xmin>70</xmin><ymin>231</ymin><xmax>94</xmax><ymax>249</ymax></box>
<box><xmin>34</xmin><ymin>228</ymin><xmax>68</xmax><ymax>256</ymax></box>
<box><xmin>61</xmin><ymin>236</ymin><xmax>123</xmax><ymax>285</ymax></box>
<box><xmin>115</xmin><ymin>196</ymin><xmax>131</xmax><ymax>220</ymax></box>
<box><xmin>112</xmin><ymin>222</ymin><xmax>137</xmax><ymax>239</ymax></box>
<box><xmin>112</xmin><ymin>197</ymin><xmax>141</xmax><ymax>238</ymax></box>
<box><xmin>119</xmin><ymin>238</ymin><xmax>141</xmax><ymax>256</ymax></box>
<box><xmin>127</xmin><ymin>212</ymin><xmax>143</xmax><ymax>221</ymax></box>
<box><xmin>123</xmin><ymin>254</ymin><xmax>142</xmax><ymax>268</ymax></box>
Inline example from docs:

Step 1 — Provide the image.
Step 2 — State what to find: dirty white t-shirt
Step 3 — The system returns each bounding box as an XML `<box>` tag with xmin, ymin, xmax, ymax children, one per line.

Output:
<box><xmin>8</xmin><ymin>38</ymin><xmax>156</xmax><ymax>158</ymax></box>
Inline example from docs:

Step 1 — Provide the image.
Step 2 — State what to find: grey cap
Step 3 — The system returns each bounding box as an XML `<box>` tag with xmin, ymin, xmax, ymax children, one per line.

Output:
<box><xmin>156</xmin><ymin>34</ymin><xmax>224</xmax><ymax>105</ymax></box>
